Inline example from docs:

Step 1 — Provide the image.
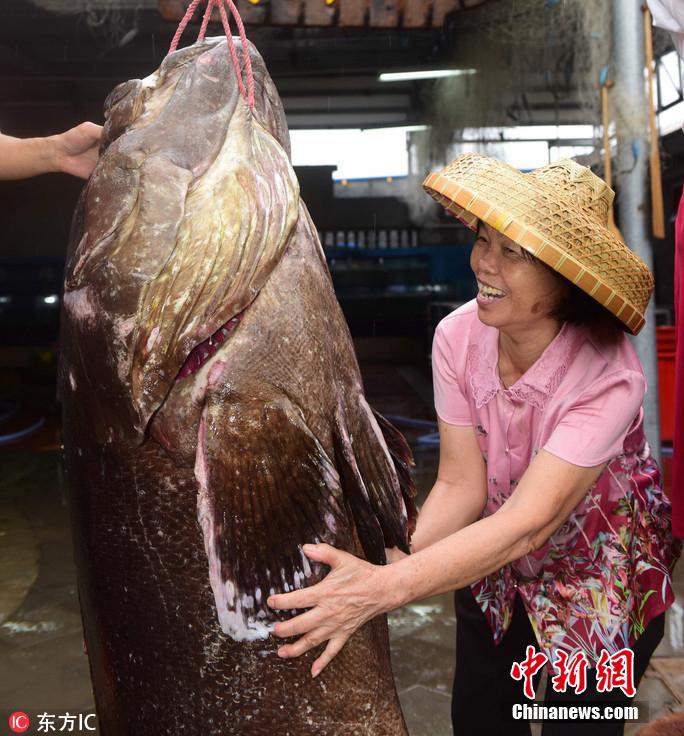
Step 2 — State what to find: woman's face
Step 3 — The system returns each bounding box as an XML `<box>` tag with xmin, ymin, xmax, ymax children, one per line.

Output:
<box><xmin>470</xmin><ymin>221</ymin><xmax>565</xmax><ymax>334</ymax></box>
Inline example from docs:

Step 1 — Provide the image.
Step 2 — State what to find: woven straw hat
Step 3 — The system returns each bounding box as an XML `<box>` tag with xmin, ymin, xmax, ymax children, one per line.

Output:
<box><xmin>423</xmin><ymin>153</ymin><xmax>654</xmax><ymax>334</ymax></box>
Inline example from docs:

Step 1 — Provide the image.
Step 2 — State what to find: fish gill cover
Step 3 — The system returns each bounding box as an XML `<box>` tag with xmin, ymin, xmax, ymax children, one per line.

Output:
<box><xmin>65</xmin><ymin>36</ymin><xmax>299</xmax><ymax>439</ymax></box>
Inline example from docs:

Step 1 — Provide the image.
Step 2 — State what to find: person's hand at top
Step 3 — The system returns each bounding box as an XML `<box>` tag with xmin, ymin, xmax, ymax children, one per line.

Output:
<box><xmin>0</xmin><ymin>121</ymin><xmax>103</xmax><ymax>181</ymax></box>
<box><xmin>50</xmin><ymin>122</ymin><xmax>103</xmax><ymax>179</ymax></box>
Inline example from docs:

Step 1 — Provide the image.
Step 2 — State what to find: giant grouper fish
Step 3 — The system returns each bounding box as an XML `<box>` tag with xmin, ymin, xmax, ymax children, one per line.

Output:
<box><xmin>58</xmin><ymin>35</ymin><xmax>417</xmax><ymax>735</ymax></box>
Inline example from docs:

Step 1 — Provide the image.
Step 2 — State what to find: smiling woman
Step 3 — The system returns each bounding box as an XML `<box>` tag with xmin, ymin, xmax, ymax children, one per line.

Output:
<box><xmin>472</xmin><ymin>220</ymin><xmax>566</xmax><ymax>327</ymax></box>
<box><xmin>473</xmin><ymin>219</ymin><xmax>625</xmax><ymax>344</ymax></box>
<box><xmin>268</xmin><ymin>153</ymin><xmax>681</xmax><ymax>736</ymax></box>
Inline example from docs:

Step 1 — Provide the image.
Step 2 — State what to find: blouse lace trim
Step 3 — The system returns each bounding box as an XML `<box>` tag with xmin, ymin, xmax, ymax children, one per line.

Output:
<box><xmin>467</xmin><ymin>323</ymin><xmax>579</xmax><ymax>410</ymax></box>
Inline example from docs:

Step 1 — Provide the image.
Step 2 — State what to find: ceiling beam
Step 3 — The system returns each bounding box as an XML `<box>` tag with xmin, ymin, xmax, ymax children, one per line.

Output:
<box><xmin>158</xmin><ymin>0</ymin><xmax>492</xmax><ymax>28</ymax></box>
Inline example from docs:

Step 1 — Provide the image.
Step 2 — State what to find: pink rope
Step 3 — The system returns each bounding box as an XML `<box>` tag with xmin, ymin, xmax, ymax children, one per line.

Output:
<box><xmin>169</xmin><ymin>0</ymin><xmax>203</xmax><ymax>54</ymax></box>
<box><xmin>168</xmin><ymin>0</ymin><xmax>255</xmax><ymax>111</ymax></box>
<box><xmin>198</xmin><ymin>0</ymin><xmax>216</xmax><ymax>41</ymax></box>
<box><xmin>217</xmin><ymin>1</ymin><xmax>247</xmax><ymax>100</ymax></box>
<box><xmin>222</xmin><ymin>0</ymin><xmax>255</xmax><ymax>110</ymax></box>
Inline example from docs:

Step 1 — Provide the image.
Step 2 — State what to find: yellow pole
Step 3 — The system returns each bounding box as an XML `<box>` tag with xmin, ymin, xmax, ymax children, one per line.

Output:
<box><xmin>601</xmin><ymin>80</ymin><xmax>624</xmax><ymax>240</ymax></box>
<box><xmin>643</xmin><ymin>4</ymin><xmax>666</xmax><ymax>239</ymax></box>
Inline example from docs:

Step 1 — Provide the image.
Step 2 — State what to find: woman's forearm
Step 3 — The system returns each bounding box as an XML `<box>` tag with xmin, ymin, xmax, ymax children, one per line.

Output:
<box><xmin>386</xmin><ymin>506</ymin><xmax>533</xmax><ymax>610</ymax></box>
<box><xmin>410</xmin><ymin>479</ymin><xmax>486</xmax><ymax>553</ymax></box>
<box><xmin>0</xmin><ymin>134</ymin><xmax>55</xmax><ymax>180</ymax></box>
<box><xmin>388</xmin><ymin>449</ymin><xmax>603</xmax><ymax>611</ymax></box>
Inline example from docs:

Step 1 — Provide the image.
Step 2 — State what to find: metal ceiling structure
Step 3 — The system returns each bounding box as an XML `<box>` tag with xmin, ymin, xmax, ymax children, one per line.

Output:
<box><xmin>0</xmin><ymin>0</ymin><xmax>595</xmax><ymax>134</ymax></box>
<box><xmin>159</xmin><ymin>0</ymin><xmax>490</xmax><ymax>28</ymax></box>
<box><xmin>1</xmin><ymin>0</ymin><xmax>456</xmax><ymax>131</ymax></box>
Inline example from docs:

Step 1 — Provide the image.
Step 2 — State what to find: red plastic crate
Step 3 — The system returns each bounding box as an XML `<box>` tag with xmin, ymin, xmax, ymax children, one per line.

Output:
<box><xmin>657</xmin><ymin>327</ymin><xmax>675</xmax><ymax>443</ymax></box>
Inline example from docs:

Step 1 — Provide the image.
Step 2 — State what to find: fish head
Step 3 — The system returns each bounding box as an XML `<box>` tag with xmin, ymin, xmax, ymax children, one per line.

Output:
<box><xmin>102</xmin><ymin>38</ymin><xmax>291</xmax><ymax>154</ymax></box>
<box><xmin>61</xmin><ymin>38</ymin><xmax>300</xmax><ymax>446</ymax></box>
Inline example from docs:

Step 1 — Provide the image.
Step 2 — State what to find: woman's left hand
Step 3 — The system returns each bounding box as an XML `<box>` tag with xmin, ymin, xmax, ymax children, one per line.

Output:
<box><xmin>267</xmin><ymin>543</ymin><xmax>395</xmax><ymax>678</ymax></box>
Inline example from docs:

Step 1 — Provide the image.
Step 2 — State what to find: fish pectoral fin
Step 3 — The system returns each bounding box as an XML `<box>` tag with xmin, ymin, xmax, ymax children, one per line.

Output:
<box><xmin>333</xmin><ymin>399</ymin><xmax>417</xmax><ymax>565</ymax></box>
<box><xmin>371</xmin><ymin>408</ymin><xmax>418</xmax><ymax>540</ymax></box>
<box><xmin>195</xmin><ymin>393</ymin><xmax>351</xmax><ymax>641</ymax></box>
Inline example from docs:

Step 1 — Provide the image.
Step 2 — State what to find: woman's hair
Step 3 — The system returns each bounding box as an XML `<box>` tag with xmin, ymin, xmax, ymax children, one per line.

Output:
<box><xmin>548</xmin><ymin>277</ymin><xmax>626</xmax><ymax>340</ymax></box>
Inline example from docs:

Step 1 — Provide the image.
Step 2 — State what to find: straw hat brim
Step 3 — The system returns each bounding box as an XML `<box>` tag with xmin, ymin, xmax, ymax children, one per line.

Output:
<box><xmin>423</xmin><ymin>158</ymin><xmax>653</xmax><ymax>335</ymax></box>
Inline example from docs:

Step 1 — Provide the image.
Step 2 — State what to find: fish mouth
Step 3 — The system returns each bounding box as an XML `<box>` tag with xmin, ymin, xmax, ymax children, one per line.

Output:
<box><xmin>176</xmin><ymin>307</ymin><xmax>248</xmax><ymax>380</ymax></box>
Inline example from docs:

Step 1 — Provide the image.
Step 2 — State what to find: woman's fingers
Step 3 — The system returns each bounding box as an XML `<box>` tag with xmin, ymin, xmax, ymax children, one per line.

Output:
<box><xmin>267</xmin><ymin>543</ymin><xmax>387</xmax><ymax>672</ymax></box>
<box><xmin>277</xmin><ymin>630</ymin><xmax>326</xmax><ymax>659</ymax></box>
<box><xmin>301</xmin><ymin>542</ymin><xmax>344</xmax><ymax>566</ymax></box>
<box><xmin>268</xmin><ymin>585</ymin><xmax>317</xmax><ymax>611</ymax></box>
<box><xmin>311</xmin><ymin>636</ymin><xmax>347</xmax><ymax>677</ymax></box>
<box><xmin>272</xmin><ymin>607</ymin><xmax>322</xmax><ymax>639</ymax></box>
<box><xmin>267</xmin><ymin>544</ymin><xmax>350</xmax><ymax>611</ymax></box>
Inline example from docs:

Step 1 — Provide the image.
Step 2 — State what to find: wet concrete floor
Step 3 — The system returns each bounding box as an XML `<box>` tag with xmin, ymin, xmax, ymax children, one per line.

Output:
<box><xmin>0</xmin><ymin>364</ymin><xmax>682</xmax><ymax>734</ymax></box>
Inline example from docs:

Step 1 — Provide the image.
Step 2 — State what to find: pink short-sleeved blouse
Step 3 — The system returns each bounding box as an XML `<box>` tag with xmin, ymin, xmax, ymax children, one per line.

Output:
<box><xmin>433</xmin><ymin>300</ymin><xmax>681</xmax><ymax>667</ymax></box>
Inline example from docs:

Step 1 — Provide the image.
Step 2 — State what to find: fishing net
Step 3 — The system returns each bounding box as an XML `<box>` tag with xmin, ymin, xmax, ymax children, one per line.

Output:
<box><xmin>404</xmin><ymin>0</ymin><xmax>674</xmax><ymax>221</ymax></box>
<box><xmin>26</xmin><ymin>0</ymin><xmax>153</xmax><ymax>46</ymax></box>
<box><xmin>424</xmin><ymin>0</ymin><xmax>674</xmax><ymax>164</ymax></box>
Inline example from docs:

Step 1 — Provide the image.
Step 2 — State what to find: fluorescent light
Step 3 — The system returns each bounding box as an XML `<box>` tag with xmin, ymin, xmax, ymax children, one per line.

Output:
<box><xmin>290</xmin><ymin>127</ymin><xmax>410</xmax><ymax>180</ymax></box>
<box><xmin>378</xmin><ymin>69</ymin><xmax>477</xmax><ymax>82</ymax></box>
<box><xmin>659</xmin><ymin>100</ymin><xmax>684</xmax><ymax>136</ymax></box>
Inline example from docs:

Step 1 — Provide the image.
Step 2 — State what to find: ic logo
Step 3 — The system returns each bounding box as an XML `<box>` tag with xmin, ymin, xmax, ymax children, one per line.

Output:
<box><xmin>8</xmin><ymin>712</ymin><xmax>30</xmax><ymax>733</ymax></box>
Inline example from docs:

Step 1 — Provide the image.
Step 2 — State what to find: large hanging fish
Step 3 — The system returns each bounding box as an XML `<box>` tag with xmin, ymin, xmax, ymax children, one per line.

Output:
<box><xmin>59</xmin><ymin>35</ymin><xmax>416</xmax><ymax>735</ymax></box>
